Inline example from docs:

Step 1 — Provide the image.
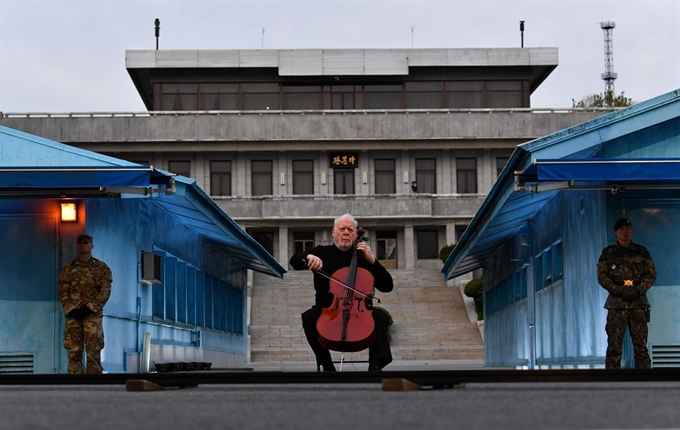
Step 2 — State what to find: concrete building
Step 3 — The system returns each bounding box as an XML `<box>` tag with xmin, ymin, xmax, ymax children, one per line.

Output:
<box><xmin>1</xmin><ymin>48</ymin><xmax>615</xmax><ymax>279</ymax></box>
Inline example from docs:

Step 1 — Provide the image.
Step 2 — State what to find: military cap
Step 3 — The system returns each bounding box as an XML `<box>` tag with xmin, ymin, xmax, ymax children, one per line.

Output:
<box><xmin>77</xmin><ymin>234</ymin><xmax>93</xmax><ymax>243</ymax></box>
<box><xmin>613</xmin><ymin>218</ymin><xmax>632</xmax><ymax>231</ymax></box>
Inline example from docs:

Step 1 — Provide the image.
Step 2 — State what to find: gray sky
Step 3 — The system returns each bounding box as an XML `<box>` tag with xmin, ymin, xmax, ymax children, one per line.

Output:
<box><xmin>1</xmin><ymin>0</ymin><xmax>678</xmax><ymax>112</ymax></box>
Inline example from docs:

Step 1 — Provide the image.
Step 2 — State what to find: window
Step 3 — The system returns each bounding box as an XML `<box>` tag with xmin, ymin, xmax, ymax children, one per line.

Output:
<box><xmin>324</xmin><ymin>85</ymin><xmax>361</xmax><ymax>109</ymax></box>
<box><xmin>241</xmin><ymin>83</ymin><xmax>280</xmax><ymax>110</ymax></box>
<box><xmin>487</xmin><ymin>81</ymin><xmax>525</xmax><ymax>108</ymax></box>
<box><xmin>534</xmin><ymin>254</ymin><xmax>544</xmax><ymax>292</ymax></box>
<box><xmin>334</xmin><ymin>168</ymin><xmax>354</xmax><ymax>194</ymax></box>
<box><xmin>151</xmin><ymin>249</ymin><xmax>245</xmax><ymax>334</ymax></box>
<box><xmin>377</xmin><ymin>231</ymin><xmax>397</xmax><ymax>269</ymax></box>
<box><xmin>177</xmin><ymin>262</ymin><xmax>187</xmax><ymax>325</ymax></box>
<box><xmin>534</xmin><ymin>241</ymin><xmax>563</xmax><ymax>292</ymax></box>
<box><xmin>404</xmin><ymin>81</ymin><xmax>444</xmax><ymax>108</ymax></box>
<box><xmin>552</xmin><ymin>241</ymin><xmax>563</xmax><ymax>282</ymax></box>
<box><xmin>164</xmin><ymin>255</ymin><xmax>176</xmax><ymax>322</ymax></box>
<box><xmin>294</xmin><ymin>232</ymin><xmax>315</xmax><ymax>253</ymax></box>
<box><xmin>374</xmin><ymin>159</ymin><xmax>395</xmax><ymax>194</ymax></box>
<box><xmin>200</xmin><ymin>83</ymin><xmax>239</xmax><ymax>110</ymax></box>
<box><xmin>250</xmin><ymin>231</ymin><xmax>274</xmax><ymax>255</ymax></box>
<box><xmin>204</xmin><ymin>275</ymin><xmax>213</xmax><ymax>329</ymax></box>
<box><xmin>210</xmin><ymin>160</ymin><xmax>231</xmax><ymax>196</ymax></box>
<box><xmin>416</xmin><ymin>230</ymin><xmax>438</xmax><ymax>259</ymax></box>
<box><xmin>283</xmin><ymin>86</ymin><xmax>322</xmax><ymax>110</ymax></box>
<box><xmin>293</xmin><ymin>160</ymin><xmax>314</xmax><ymax>195</ymax></box>
<box><xmin>364</xmin><ymin>85</ymin><xmax>402</xmax><ymax>109</ymax></box>
<box><xmin>193</xmin><ymin>267</ymin><xmax>203</xmax><ymax>327</ymax></box>
<box><xmin>168</xmin><ymin>161</ymin><xmax>190</xmax><ymax>178</ymax></box>
<box><xmin>415</xmin><ymin>158</ymin><xmax>436</xmax><ymax>194</ymax></box>
<box><xmin>252</xmin><ymin>160</ymin><xmax>272</xmax><ymax>196</ymax></box>
<box><xmin>486</xmin><ymin>267</ymin><xmax>527</xmax><ymax>316</ymax></box>
<box><xmin>446</xmin><ymin>81</ymin><xmax>484</xmax><ymax>108</ymax></box>
<box><xmin>161</xmin><ymin>83</ymin><xmax>198</xmax><ymax>111</ymax></box>
<box><xmin>543</xmin><ymin>248</ymin><xmax>553</xmax><ymax>289</ymax></box>
<box><xmin>496</xmin><ymin>157</ymin><xmax>509</xmax><ymax>177</ymax></box>
<box><xmin>456</xmin><ymin>158</ymin><xmax>477</xmax><ymax>193</ymax></box>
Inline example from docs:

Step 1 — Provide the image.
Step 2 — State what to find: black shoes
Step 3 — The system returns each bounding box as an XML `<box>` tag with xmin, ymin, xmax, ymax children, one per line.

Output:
<box><xmin>322</xmin><ymin>363</ymin><xmax>336</xmax><ymax>372</ymax></box>
<box><xmin>368</xmin><ymin>360</ymin><xmax>382</xmax><ymax>372</ymax></box>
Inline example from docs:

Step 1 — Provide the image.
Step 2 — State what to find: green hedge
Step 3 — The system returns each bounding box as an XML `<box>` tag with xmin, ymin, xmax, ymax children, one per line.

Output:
<box><xmin>439</xmin><ymin>243</ymin><xmax>456</xmax><ymax>263</ymax></box>
<box><xmin>373</xmin><ymin>306</ymin><xmax>393</xmax><ymax>342</ymax></box>
<box><xmin>464</xmin><ymin>278</ymin><xmax>484</xmax><ymax>321</ymax></box>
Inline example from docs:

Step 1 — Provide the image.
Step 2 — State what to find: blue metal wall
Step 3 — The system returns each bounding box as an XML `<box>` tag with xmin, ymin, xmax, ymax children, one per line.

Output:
<box><xmin>482</xmin><ymin>115</ymin><xmax>680</xmax><ymax>368</ymax></box>
<box><xmin>86</xmin><ymin>198</ymin><xmax>249</xmax><ymax>372</ymax></box>
<box><xmin>0</xmin><ymin>196</ymin><xmax>250</xmax><ymax>373</ymax></box>
<box><xmin>484</xmin><ymin>190</ymin><xmax>609</xmax><ymax>368</ymax></box>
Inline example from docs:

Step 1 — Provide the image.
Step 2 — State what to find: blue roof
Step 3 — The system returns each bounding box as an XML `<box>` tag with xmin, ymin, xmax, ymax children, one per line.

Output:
<box><xmin>443</xmin><ymin>88</ymin><xmax>680</xmax><ymax>280</ymax></box>
<box><xmin>0</xmin><ymin>125</ymin><xmax>286</xmax><ymax>278</ymax></box>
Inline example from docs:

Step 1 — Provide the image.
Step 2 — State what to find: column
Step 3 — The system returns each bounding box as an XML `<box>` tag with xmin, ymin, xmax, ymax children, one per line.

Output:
<box><xmin>278</xmin><ymin>225</ymin><xmax>289</xmax><ymax>268</ymax></box>
<box><xmin>404</xmin><ymin>222</ymin><xmax>415</xmax><ymax>270</ymax></box>
<box><xmin>237</xmin><ymin>152</ymin><xmax>247</xmax><ymax>197</ymax></box>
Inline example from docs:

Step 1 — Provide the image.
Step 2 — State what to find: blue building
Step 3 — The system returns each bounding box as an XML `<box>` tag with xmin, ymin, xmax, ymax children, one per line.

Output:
<box><xmin>0</xmin><ymin>125</ymin><xmax>285</xmax><ymax>373</ymax></box>
<box><xmin>443</xmin><ymin>89</ymin><xmax>680</xmax><ymax>369</ymax></box>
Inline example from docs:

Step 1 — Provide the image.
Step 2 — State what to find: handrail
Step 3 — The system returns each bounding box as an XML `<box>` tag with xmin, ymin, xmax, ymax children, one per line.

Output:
<box><xmin>0</xmin><ymin>107</ymin><xmax>621</xmax><ymax>119</ymax></box>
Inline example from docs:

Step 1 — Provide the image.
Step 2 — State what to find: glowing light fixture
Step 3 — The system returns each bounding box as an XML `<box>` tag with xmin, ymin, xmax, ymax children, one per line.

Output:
<box><xmin>60</xmin><ymin>203</ymin><xmax>77</xmax><ymax>222</ymax></box>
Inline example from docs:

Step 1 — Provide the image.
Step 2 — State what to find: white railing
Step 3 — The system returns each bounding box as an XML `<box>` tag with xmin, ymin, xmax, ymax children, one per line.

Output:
<box><xmin>0</xmin><ymin>107</ymin><xmax>620</xmax><ymax>119</ymax></box>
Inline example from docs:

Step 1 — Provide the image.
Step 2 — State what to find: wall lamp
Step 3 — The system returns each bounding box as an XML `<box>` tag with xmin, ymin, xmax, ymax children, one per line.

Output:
<box><xmin>60</xmin><ymin>202</ymin><xmax>77</xmax><ymax>222</ymax></box>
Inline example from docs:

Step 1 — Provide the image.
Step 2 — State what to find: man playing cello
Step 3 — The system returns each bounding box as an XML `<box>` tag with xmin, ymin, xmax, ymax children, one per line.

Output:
<box><xmin>290</xmin><ymin>213</ymin><xmax>394</xmax><ymax>372</ymax></box>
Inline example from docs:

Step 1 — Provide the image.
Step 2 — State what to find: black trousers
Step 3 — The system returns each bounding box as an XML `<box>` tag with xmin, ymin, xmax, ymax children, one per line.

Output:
<box><xmin>301</xmin><ymin>305</ymin><xmax>393</xmax><ymax>368</ymax></box>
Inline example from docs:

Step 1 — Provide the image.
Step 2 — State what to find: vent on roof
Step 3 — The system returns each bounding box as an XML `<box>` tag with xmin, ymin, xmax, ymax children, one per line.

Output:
<box><xmin>651</xmin><ymin>345</ymin><xmax>680</xmax><ymax>368</ymax></box>
<box><xmin>0</xmin><ymin>353</ymin><xmax>35</xmax><ymax>374</ymax></box>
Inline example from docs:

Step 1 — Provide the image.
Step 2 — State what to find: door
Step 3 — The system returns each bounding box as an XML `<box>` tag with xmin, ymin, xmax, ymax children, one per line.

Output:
<box><xmin>0</xmin><ymin>214</ymin><xmax>60</xmax><ymax>373</ymax></box>
<box><xmin>623</xmin><ymin>200</ymin><xmax>680</xmax><ymax>367</ymax></box>
<box><xmin>377</xmin><ymin>232</ymin><xmax>397</xmax><ymax>269</ymax></box>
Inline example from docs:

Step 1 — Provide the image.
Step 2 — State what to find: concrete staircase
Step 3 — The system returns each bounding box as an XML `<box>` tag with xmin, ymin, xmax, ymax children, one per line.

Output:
<box><xmin>249</xmin><ymin>269</ymin><xmax>484</xmax><ymax>364</ymax></box>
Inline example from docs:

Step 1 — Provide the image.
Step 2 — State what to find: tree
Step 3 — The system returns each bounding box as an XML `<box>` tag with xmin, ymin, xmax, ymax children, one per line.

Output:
<box><xmin>439</xmin><ymin>243</ymin><xmax>456</xmax><ymax>264</ymax></box>
<box><xmin>572</xmin><ymin>91</ymin><xmax>634</xmax><ymax>108</ymax></box>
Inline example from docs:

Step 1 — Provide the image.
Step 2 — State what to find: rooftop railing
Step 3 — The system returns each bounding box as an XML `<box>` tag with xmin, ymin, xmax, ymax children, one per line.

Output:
<box><xmin>0</xmin><ymin>107</ymin><xmax>621</xmax><ymax>119</ymax></box>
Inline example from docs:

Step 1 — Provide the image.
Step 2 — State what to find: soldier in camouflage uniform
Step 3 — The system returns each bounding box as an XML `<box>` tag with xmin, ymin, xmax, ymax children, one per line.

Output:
<box><xmin>58</xmin><ymin>234</ymin><xmax>112</xmax><ymax>374</ymax></box>
<box><xmin>597</xmin><ymin>218</ymin><xmax>656</xmax><ymax>369</ymax></box>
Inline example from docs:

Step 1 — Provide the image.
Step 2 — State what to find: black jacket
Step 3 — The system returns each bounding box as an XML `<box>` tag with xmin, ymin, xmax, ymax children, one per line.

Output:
<box><xmin>290</xmin><ymin>244</ymin><xmax>394</xmax><ymax>307</ymax></box>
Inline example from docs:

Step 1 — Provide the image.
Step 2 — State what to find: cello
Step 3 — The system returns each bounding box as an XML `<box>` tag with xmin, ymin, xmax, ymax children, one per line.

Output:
<box><xmin>315</xmin><ymin>227</ymin><xmax>377</xmax><ymax>353</ymax></box>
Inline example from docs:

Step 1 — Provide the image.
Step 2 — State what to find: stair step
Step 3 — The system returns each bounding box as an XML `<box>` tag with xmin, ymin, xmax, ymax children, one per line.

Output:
<box><xmin>249</xmin><ymin>269</ymin><xmax>484</xmax><ymax>363</ymax></box>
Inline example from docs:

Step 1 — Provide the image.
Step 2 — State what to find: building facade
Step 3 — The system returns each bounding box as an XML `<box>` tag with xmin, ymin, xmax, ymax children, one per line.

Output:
<box><xmin>1</xmin><ymin>48</ymin><xmax>614</xmax><ymax>279</ymax></box>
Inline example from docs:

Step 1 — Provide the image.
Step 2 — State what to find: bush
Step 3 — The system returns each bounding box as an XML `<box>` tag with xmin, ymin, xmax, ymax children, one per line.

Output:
<box><xmin>373</xmin><ymin>306</ymin><xmax>393</xmax><ymax>342</ymax></box>
<box><xmin>464</xmin><ymin>278</ymin><xmax>484</xmax><ymax>321</ymax></box>
<box><xmin>439</xmin><ymin>243</ymin><xmax>456</xmax><ymax>263</ymax></box>
<box><xmin>373</xmin><ymin>306</ymin><xmax>393</xmax><ymax>326</ymax></box>
<box><xmin>464</xmin><ymin>278</ymin><xmax>483</xmax><ymax>298</ymax></box>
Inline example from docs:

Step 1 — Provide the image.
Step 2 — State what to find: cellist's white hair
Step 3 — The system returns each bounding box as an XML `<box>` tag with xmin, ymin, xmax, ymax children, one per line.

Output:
<box><xmin>333</xmin><ymin>213</ymin><xmax>357</xmax><ymax>229</ymax></box>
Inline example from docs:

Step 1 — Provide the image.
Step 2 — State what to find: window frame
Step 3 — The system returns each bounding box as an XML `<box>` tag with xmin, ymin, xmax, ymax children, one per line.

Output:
<box><xmin>292</xmin><ymin>160</ymin><xmax>314</xmax><ymax>195</ymax></box>
<box><xmin>374</xmin><ymin>159</ymin><xmax>396</xmax><ymax>194</ymax></box>
<box><xmin>210</xmin><ymin>160</ymin><xmax>232</xmax><ymax>196</ymax></box>
<box><xmin>456</xmin><ymin>157</ymin><xmax>477</xmax><ymax>194</ymax></box>
<box><xmin>415</xmin><ymin>158</ymin><xmax>436</xmax><ymax>194</ymax></box>
<box><xmin>251</xmin><ymin>160</ymin><xmax>273</xmax><ymax>196</ymax></box>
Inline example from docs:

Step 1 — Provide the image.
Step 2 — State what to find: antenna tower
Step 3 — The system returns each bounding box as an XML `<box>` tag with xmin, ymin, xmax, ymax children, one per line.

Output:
<box><xmin>599</xmin><ymin>21</ymin><xmax>617</xmax><ymax>94</ymax></box>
